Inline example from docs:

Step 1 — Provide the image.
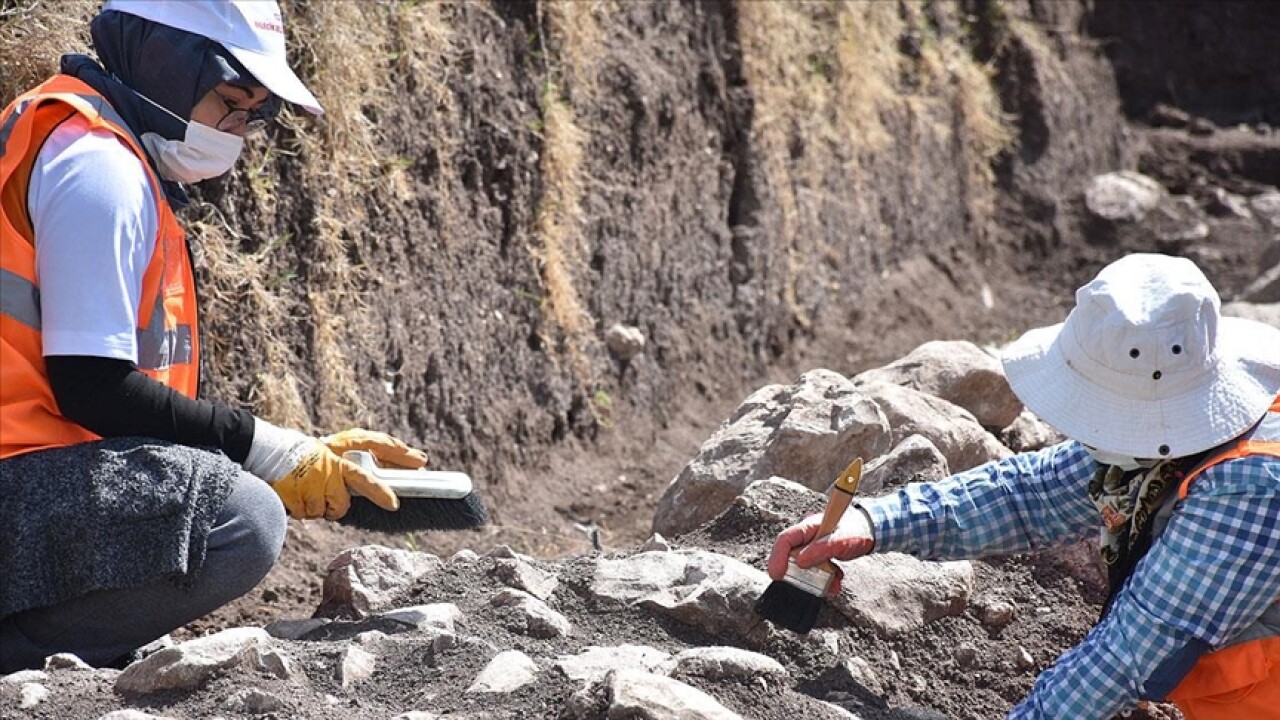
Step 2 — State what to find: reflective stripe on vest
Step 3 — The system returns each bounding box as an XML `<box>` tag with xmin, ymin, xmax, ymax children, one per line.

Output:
<box><xmin>1</xmin><ymin>76</ymin><xmax>199</xmax><ymax>460</ymax></box>
<box><xmin>0</xmin><ymin>266</ymin><xmax>193</xmax><ymax>370</ymax></box>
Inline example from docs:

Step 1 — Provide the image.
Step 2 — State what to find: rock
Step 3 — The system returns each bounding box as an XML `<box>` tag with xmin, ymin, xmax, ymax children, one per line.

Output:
<box><xmin>1147</xmin><ymin>103</ymin><xmax>1190</xmax><ymax>129</ymax></box>
<box><xmin>1249</xmin><ymin>190</ymin><xmax>1280</xmax><ymax>229</ymax></box>
<box><xmin>832</xmin><ymin>656</ymin><xmax>884</xmax><ymax>696</ymax></box>
<box><xmin>602</xmin><ymin>670</ymin><xmax>742</xmax><ymax>720</ymax></box>
<box><xmin>97</xmin><ymin>712</ymin><xmax>178</xmax><ymax>720</ymax></box>
<box><xmin>858</xmin><ymin>382</ymin><xmax>1012</xmax><ymax>472</ymax></box>
<box><xmin>591</xmin><ymin>550</ymin><xmax>770</xmax><ymax>637</ymax></box>
<box><xmin>640</xmin><ymin>533</ymin><xmax>672</xmax><ymax>552</ymax></box>
<box><xmin>392</xmin><ymin>713</ymin><xmax>440</xmax><ymax>720</ymax></box>
<box><xmin>1</xmin><ymin>670</ymin><xmax>46</xmax><ymax>684</ymax></box>
<box><xmin>860</xmin><ymin>434</ymin><xmax>950</xmax><ymax>494</ymax></box>
<box><xmin>605</xmin><ymin>323</ymin><xmax>647</xmax><ymax>360</ymax></box>
<box><xmin>1206</xmin><ymin>187</ymin><xmax>1252</xmax><ymax>218</ymax></box>
<box><xmin>491</xmin><ymin>588</ymin><xmax>572</xmax><ymax>638</ymax></box>
<box><xmin>450</xmin><ymin>549</ymin><xmax>480</xmax><ymax>564</ymax></box>
<box><xmin>661</xmin><ymin>647</ymin><xmax>789</xmax><ymax>682</ymax></box>
<box><xmin>19</xmin><ymin>682</ymin><xmax>48</xmax><ymax>708</ymax></box>
<box><xmin>1015</xmin><ymin>646</ymin><xmax>1036</xmax><ymax>671</ymax></box>
<box><xmin>654</xmin><ymin>370</ymin><xmax>891</xmax><ymax>536</ymax></box>
<box><xmin>853</xmin><ymin>340</ymin><xmax>1023</xmax><ymax>428</ymax></box>
<box><xmin>1188</xmin><ymin>116</ymin><xmax>1216</xmax><ymax>135</ymax></box>
<box><xmin>378</xmin><ymin>603</ymin><xmax>464</xmax><ymax>632</ymax></box>
<box><xmin>316</xmin><ymin>545</ymin><xmax>442</xmax><ymax>619</ymax></box>
<box><xmin>1000</xmin><ymin>409</ymin><xmax>1065</xmax><ymax>453</ymax></box>
<box><xmin>975</xmin><ymin>598</ymin><xmax>1016</xmax><ymax>628</ymax></box>
<box><xmin>264</xmin><ymin>617</ymin><xmax>331</xmax><ymax>641</ymax></box>
<box><xmin>338</xmin><ymin>645</ymin><xmax>376</xmax><ymax>687</ymax></box>
<box><xmin>115</xmin><ymin>627</ymin><xmax>287</xmax><ymax>694</ymax></box>
<box><xmin>953</xmin><ymin>643</ymin><xmax>978</xmax><ymax>667</ymax></box>
<box><xmin>831</xmin><ymin>554</ymin><xmax>974</xmax><ymax>637</ymax></box>
<box><xmin>733</xmin><ymin>476</ymin><xmax>821</xmax><ymax>524</ymax></box>
<box><xmin>225</xmin><ymin>687</ymin><xmax>288</xmax><ymax>714</ymax></box>
<box><xmin>1237</xmin><ymin>263</ymin><xmax>1280</xmax><ymax>304</ymax></box>
<box><xmin>554</xmin><ymin>645</ymin><xmax>671</xmax><ymax>682</ymax></box>
<box><xmin>492</xmin><ymin>556</ymin><xmax>560</xmax><ymax>602</ymax></box>
<box><xmin>1223</xmin><ymin>301</ymin><xmax>1280</xmax><ymax>328</ymax></box>
<box><xmin>355</xmin><ymin>630</ymin><xmax>392</xmax><ymax>651</ymax></box>
<box><xmin>1148</xmin><ymin>195</ymin><xmax>1210</xmax><ymax>244</ymax></box>
<box><xmin>1084</xmin><ymin>171</ymin><xmax>1164</xmax><ymax>222</ymax></box>
<box><xmin>466</xmin><ymin>650</ymin><xmax>539</xmax><ymax>693</ymax></box>
<box><xmin>43</xmin><ymin>653</ymin><xmax>93</xmax><ymax>671</ymax></box>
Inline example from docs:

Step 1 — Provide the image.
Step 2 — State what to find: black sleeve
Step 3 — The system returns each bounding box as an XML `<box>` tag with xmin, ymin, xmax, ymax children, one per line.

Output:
<box><xmin>45</xmin><ymin>355</ymin><xmax>255</xmax><ymax>464</ymax></box>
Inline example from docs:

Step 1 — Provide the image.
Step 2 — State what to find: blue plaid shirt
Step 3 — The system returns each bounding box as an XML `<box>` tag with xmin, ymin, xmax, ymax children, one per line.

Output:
<box><xmin>858</xmin><ymin>440</ymin><xmax>1280</xmax><ymax>719</ymax></box>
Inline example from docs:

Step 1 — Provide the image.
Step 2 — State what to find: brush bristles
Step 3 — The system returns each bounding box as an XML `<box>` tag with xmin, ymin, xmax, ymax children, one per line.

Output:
<box><xmin>338</xmin><ymin>493</ymin><xmax>489</xmax><ymax>532</ymax></box>
<box><xmin>754</xmin><ymin>579</ymin><xmax>826</xmax><ymax>634</ymax></box>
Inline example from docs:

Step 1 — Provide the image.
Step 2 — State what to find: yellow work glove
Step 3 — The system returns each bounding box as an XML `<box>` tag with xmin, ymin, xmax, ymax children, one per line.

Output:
<box><xmin>320</xmin><ymin>429</ymin><xmax>429</xmax><ymax>470</ymax></box>
<box><xmin>270</xmin><ymin>441</ymin><xmax>401</xmax><ymax>520</ymax></box>
<box><xmin>243</xmin><ymin>420</ymin><xmax>426</xmax><ymax>521</ymax></box>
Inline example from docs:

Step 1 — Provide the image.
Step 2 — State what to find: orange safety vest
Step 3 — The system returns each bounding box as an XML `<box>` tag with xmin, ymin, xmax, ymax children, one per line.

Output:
<box><xmin>0</xmin><ymin>75</ymin><xmax>199</xmax><ymax>460</ymax></box>
<box><xmin>1161</xmin><ymin>395</ymin><xmax>1280</xmax><ymax>720</ymax></box>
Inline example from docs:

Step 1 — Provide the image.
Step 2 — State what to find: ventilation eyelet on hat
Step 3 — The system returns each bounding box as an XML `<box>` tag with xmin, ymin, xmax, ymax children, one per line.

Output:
<box><xmin>1129</xmin><ymin>348</ymin><xmax>1140</xmax><ymax>358</ymax></box>
<box><xmin>1158</xmin><ymin>444</ymin><xmax>1170</xmax><ymax>456</ymax></box>
<box><xmin>1172</xmin><ymin>344</ymin><xmax>1182</xmax><ymax>354</ymax></box>
<box><xmin>1152</xmin><ymin>371</ymin><xmax>1162</xmax><ymax>380</ymax></box>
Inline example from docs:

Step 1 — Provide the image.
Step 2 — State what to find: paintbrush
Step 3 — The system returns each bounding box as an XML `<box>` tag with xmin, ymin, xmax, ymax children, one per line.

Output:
<box><xmin>753</xmin><ymin>456</ymin><xmax>863</xmax><ymax>634</ymax></box>
<box><xmin>339</xmin><ymin>450</ymin><xmax>489</xmax><ymax>532</ymax></box>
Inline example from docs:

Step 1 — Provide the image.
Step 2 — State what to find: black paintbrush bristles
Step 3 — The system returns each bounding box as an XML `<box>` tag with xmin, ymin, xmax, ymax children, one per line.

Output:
<box><xmin>753</xmin><ymin>578</ymin><xmax>825</xmax><ymax>634</ymax></box>
<box><xmin>338</xmin><ymin>492</ymin><xmax>489</xmax><ymax>532</ymax></box>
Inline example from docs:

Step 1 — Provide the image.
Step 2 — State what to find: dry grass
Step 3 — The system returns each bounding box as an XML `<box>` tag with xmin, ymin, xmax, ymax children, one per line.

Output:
<box><xmin>736</xmin><ymin>0</ymin><xmax>1014</xmax><ymax>303</ymax></box>
<box><xmin>533</xmin><ymin>2</ymin><xmax>608</xmax><ymax>394</ymax></box>
<box><xmin>544</xmin><ymin>0</ymin><xmax>607</xmax><ymax>97</ymax></box>
<box><xmin>0</xmin><ymin>0</ymin><xmax>95</xmax><ymax>104</ymax></box>
<box><xmin>533</xmin><ymin>80</ymin><xmax>593</xmax><ymax>380</ymax></box>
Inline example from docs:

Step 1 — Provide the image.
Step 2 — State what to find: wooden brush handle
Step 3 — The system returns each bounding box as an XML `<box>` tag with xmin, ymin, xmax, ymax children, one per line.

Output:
<box><xmin>805</xmin><ymin>457</ymin><xmax>864</xmax><ymax>574</ymax></box>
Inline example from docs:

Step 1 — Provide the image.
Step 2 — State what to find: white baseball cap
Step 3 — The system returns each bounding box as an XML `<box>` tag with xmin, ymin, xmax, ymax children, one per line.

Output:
<box><xmin>1002</xmin><ymin>254</ymin><xmax>1280</xmax><ymax>459</ymax></box>
<box><xmin>103</xmin><ymin>0</ymin><xmax>323</xmax><ymax>115</ymax></box>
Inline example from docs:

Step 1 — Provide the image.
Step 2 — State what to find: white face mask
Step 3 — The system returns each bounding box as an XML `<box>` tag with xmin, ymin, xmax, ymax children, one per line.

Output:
<box><xmin>1084</xmin><ymin>445</ymin><xmax>1156</xmax><ymax>471</ymax></box>
<box><xmin>141</xmin><ymin>121</ymin><xmax>244</xmax><ymax>184</ymax></box>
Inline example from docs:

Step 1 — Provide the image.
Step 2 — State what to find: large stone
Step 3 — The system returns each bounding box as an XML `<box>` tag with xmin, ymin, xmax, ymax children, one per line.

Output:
<box><xmin>604</xmin><ymin>670</ymin><xmax>742</xmax><ymax>720</ymax></box>
<box><xmin>1084</xmin><ymin>171</ymin><xmax>1164</xmax><ymax>222</ymax></box>
<box><xmin>858</xmin><ymin>382</ymin><xmax>1011</xmax><ymax>473</ymax></box>
<box><xmin>378</xmin><ymin>603</ymin><xmax>464</xmax><ymax>632</ymax></box>
<box><xmin>605</xmin><ymin>324</ymin><xmax>647</xmax><ymax>360</ymax></box>
<box><xmin>733</xmin><ymin>476</ymin><xmax>822</xmax><ymax>524</ymax></box>
<box><xmin>115</xmin><ymin>628</ymin><xmax>287</xmax><ymax>694</ymax></box>
<box><xmin>1250</xmin><ymin>190</ymin><xmax>1280</xmax><ymax>229</ymax></box>
<box><xmin>661</xmin><ymin>647</ymin><xmax>788</xmax><ymax>683</ymax></box>
<box><xmin>592</xmin><ymin>550</ymin><xmax>769</xmax><ymax>636</ymax></box>
<box><xmin>1000</xmin><ymin>409</ymin><xmax>1066</xmax><ymax>453</ymax></box>
<box><xmin>491</xmin><ymin>556</ymin><xmax>560</xmax><ymax>602</ymax></box>
<box><xmin>467</xmin><ymin>650</ymin><xmax>539</xmax><ymax>693</ymax></box>
<box><xmin>491</xmin><ymin>588</ymin><xmax>572</xmax><ymax>638</ymax></box>
<box><xmin>853</xmin><ymin>340</ymin><xmax>1023</xmax><ymax>429</ymax></box>
<box><xmin>316</xmin><ymin>545</ymin><xmax>442</xmax><ymax>619</ymax></box>
<box><xmin>654</xmin><ymin>370</ymin><xmax>891</xmax><ymax>536</ymax></box>
<box><xmin>1223</xmin><ymin>301</ymin><xmax>1280</xmax><ymax>328</ymax></box>
<box><xmin>554</xmin><ymin>645</ymin><xmax>671</xmax><ymax>682</ymax></box>
<box><xmin>1238</xmin><ymin>263</ymin><xmax>1280</xmax><ymax>303</ymax></box>
<box><xmin>338</xmin><ymin>645</ymin><xmax>376</xmax><ymax>687</ymax></box>
<box><xmin>97</xmin><ymin>712</ymin><xmax>178</xmax><ymax>720</ymax></box>
<box><xmin>831</xmin><ymin>554</ymin><xmax>974</xmax><ymax>637</ymax></box>
<box><xmin>860</xmin><ymin>435</ymin><xmax>950</xmax><ymax>494</ymax></box>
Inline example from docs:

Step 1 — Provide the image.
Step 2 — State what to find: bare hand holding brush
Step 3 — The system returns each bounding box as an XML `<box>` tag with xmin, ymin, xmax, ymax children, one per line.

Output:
<box><xmin>766</xmin><ymin>508</ymin><xmax>875</xmax><ymax>595</ymax></box>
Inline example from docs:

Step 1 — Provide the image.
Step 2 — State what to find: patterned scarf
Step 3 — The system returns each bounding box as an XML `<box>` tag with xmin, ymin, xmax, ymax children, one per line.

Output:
<box><xmin>1088</xmin><ymin>460</ymin><xmax>1179</xmax><ymax>568</ymax></box>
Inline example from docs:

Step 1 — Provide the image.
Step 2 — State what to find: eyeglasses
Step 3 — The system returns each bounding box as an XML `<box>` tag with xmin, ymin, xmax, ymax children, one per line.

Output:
<box><xmin>214</xmin><ymin>93</ymin><xmax>272</xmax><ymax>135</ymax></box>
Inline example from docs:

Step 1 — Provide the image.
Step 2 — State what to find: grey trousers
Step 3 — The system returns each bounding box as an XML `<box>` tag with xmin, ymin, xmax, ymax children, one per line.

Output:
<box><xmin>0</xmin><ymin>471</ymin><xmax>286</xmax><ymax>673</ymax></box>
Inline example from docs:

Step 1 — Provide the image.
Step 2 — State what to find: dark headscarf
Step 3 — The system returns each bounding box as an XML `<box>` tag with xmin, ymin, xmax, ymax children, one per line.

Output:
<box><xmin>60</xmin><ymin>9</ymin><xmax>279</xmax><ymax>202</ymax></box>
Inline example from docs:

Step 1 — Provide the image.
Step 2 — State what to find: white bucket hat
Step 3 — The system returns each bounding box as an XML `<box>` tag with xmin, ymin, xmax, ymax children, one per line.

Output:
<box><xmin>1003</xmin><ymin>253</ymin><xmax>1280</xmax><ymax>459</ymax></box>
<box><xmin>103</xmin><ymin>0</ymin><xmax>323</xmax><ymax>115</ymax></box>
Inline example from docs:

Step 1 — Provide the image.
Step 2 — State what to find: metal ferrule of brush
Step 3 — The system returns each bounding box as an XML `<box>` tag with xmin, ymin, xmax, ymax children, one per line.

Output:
<box><xmin>342</xmin><ymin>451</ymin><xmax>474</xmax><ymax>499</ymax></box>
<box><xmin>783</xmin><ymin>558</ymin><xmax>833</xmax><ymax>597</ymax></box>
